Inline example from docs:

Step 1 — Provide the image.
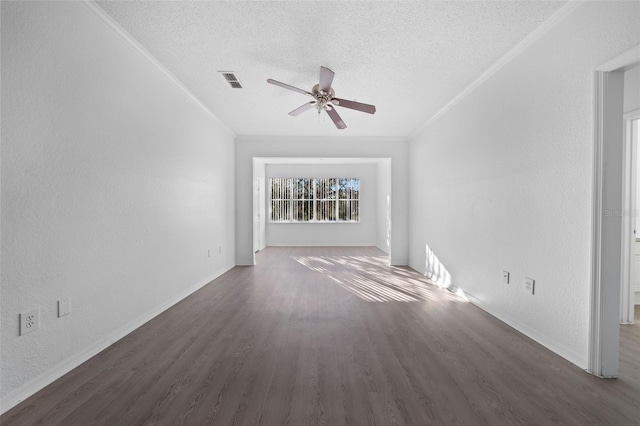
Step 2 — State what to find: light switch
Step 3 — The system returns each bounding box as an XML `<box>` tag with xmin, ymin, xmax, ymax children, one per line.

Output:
<box><xmin>523</xmin><ymin>278</ymin><xmax>535</xmax><ymax>295</ymax></box>
<box><xmin>58</xmin><ymin>298</ymin><xmax>71</xmax><ymax>317</ymax></box>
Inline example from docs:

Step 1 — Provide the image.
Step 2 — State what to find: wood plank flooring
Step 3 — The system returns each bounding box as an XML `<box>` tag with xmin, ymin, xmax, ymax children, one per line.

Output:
<box><xmin>2</xmin><ymin>247</ymin><xmax>639</xmax><ymax>425</ymax></box>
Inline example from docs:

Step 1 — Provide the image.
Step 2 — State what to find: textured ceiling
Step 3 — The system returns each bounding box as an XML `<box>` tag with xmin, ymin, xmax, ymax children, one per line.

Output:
<box><xmin>96</xmin><ymin>1</ymin><xmax>566</xmax><ymax>138</ymax></box>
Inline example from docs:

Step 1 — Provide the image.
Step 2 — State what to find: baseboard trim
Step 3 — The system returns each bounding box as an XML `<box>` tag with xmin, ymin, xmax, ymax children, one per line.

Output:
<box><xmin>0</xmin><ymin>264</ymin><xmax>234</xmax><ymax>415</ymax></box>
<box><xmin>463</xmin><ymin>291</ymin><xmax>587</xmax><ymax>369</ymax></box>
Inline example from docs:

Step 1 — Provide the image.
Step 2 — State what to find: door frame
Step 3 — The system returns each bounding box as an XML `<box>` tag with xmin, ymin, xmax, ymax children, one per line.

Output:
<box><xmin>621</xmin><ymin>110</ymin><xmax>640</xmax><ymax>324</ymax></box>
<box><xmin>589</xmin><ymin>45</ymin><xmax>640</xmax><ymax>377</ymax></box>
<box><xmin>253</xmin><ymin>178</ymin><xmax>261</xmax><ymax>253</ymax></box>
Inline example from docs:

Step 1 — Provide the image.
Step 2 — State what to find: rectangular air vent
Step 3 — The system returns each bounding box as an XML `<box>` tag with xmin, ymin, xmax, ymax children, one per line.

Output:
<box><xmin>218</xmin><ymin>71</ymin><xmax>243</xmax><ymax>89</ymax></box>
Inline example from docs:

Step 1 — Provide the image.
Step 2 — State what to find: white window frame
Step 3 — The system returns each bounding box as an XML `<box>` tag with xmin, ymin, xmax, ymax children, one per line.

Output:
<box><xmin>268</xmin><ymin>177</ymin><xmax>360</xmax><ymax>223</ymax></box>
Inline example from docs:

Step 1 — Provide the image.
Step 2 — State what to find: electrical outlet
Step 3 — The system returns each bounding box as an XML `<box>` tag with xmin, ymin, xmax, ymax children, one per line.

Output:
<box><xmin>208</xmin><ymin>249</ymin><xmax>211</xmax><ymax>258</ymax></box>
<box><xmin>20</xmin><ymin>308</ymin><xmax>40</xmax><ymax>336</ymax></box>
<box><xmin>523</xmin><ymin>277</ymin><xmax>535</xmax><ymax>295</ymax></box>
<box><xmin>218</xmin><ymin>246</ymin><xmax>222</xmax><ymax>255</ymax></box>
<box><xmin>58</xmin><ymin>298</ymin><xmax>70</xmax><ymax>317</ymax></box>
<box><xmin>502</xmin><ymin>270</ymin><xmax>510</xmax><ymax>284</ymax></box>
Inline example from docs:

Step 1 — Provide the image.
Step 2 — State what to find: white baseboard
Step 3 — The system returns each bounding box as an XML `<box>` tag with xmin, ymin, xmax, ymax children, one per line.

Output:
<box><xmin>0</xmin><ymin>264</ymin><xmax>234</xmax><ymax>415</ymax></box>
<box><xmin>463</xmin><ymin>292</ymin><xmax>587</xmax><ymax>369</ymax></box>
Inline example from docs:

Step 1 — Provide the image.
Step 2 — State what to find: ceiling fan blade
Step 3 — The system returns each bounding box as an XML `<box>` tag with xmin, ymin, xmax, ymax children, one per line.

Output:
<box><xmin>332</xmin><ymin>98</ymin><xmax>376</xmax><ymax>114</ymax></box>
<box><xmin>267</xmin><ymin>79</ymin><xmax>313</xmax><ymax>97</ymax></box>
<box><xmin>318</xmin><ymin>66</ymin><xmax>335</xmax><ymax>93</ymax></box>
<box><xmin>325</xmin><ymin>106</ymin><xmax>346</xmax><ymax>129</ymax></box>
<box><xmin>289</xmin><ymin>101</ymin><xmax>316</xmax><ymax>116</ymax></box>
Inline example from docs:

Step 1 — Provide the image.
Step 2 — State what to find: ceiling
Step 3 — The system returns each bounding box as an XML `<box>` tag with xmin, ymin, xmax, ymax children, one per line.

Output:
<box><xmin>96</xmin><ymin>1</ymin><xmax>566</xmax><ymax>138</ymax></box>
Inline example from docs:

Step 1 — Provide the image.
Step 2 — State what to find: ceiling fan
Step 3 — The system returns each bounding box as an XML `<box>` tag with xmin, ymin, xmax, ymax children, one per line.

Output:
<box><xmin>267</xmin><ymin>66</ymin><xmax>376</xmax><ymax>129</ymax></box>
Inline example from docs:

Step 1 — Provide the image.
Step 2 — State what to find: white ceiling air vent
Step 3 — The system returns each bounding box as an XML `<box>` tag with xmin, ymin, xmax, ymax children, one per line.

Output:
<box><xmin>219</xmin><ymin>71</ymin><xmax>243</xmax><ymax>89</ymax></box>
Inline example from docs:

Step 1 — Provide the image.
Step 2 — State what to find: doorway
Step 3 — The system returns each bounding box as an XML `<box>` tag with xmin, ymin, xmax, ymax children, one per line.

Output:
<box><xmin>253</xmin><ymin>177</ymin><xmax>261</xmax><ymax>253</ymax></box>
<box><xmin>590</xmin><ymin>45</ymin><xmax>640</xmax><ymax>378</ymax></box>
<box><xmin>622</xmin><ymin>114</ymin><xmax>640</xmax><ymax>325</ymax></box>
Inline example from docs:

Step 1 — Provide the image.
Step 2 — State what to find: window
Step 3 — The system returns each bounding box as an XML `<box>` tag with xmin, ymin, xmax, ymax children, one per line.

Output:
<box><xmin>270</xmin><ymin>177</ymin><xmax>360</xmax><ymax>223</ymax></box>
<box><xmin>293</xmin><ymin>178</ymin><xmax>313</xmax><ymax>221</ymax></box>
<box><xmin>315</xmin><ymin>178</ymin><xmax>336</xmax><ymax>221</ymax></box>
<box><xmin>270</xmin><ymin>178</ymin><xmax>292</xmax><ymax>222</ymax></box>
<box><xmin>338</xmin><ymin>178</ymin><xmax>359</xmax><ymax>221</ymax></box>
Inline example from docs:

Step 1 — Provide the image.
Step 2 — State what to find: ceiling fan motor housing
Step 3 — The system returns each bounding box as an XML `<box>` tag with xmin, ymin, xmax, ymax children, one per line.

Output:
<box><xmin>312</xmin><ymin>84</ymin><xmax>335</xmax><ymax>113</ymax></box>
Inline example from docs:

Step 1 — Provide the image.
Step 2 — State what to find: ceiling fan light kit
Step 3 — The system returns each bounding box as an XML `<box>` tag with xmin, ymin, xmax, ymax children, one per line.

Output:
<box><xmin>267</xmin><ymin>66</ymin><xmax>376</xmax><ymax>129</ymax></box>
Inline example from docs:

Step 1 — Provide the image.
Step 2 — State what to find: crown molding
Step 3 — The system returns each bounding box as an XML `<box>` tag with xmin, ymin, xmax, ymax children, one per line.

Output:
<box><xmin>236</xmin><ymin>135</ymin><xmax>408</xmax><ymax>144</ymax></box>
<box><xmin>76</xmin><ymin>0</ymin><xmax>235</xmax><ymax>137</ymax></box>
<box><xmin>408</xmin><ymin>0</ymin><xmax>585</xmax><ymax>140</ymax></box>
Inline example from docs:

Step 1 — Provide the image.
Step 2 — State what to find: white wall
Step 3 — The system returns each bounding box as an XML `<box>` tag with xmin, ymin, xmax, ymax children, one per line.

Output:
<box><xmin>236</xmin><ymin>137</ymin><xmax>408</xmax><ymax>265</ymax></box>
<box><xmin>376</xmin><ymin>159</ymin><xmax>392</xmax><ymax>253</ymax></box>
<box><xmin>1</xmin><ymin>1</ymin><xmax>236</xmax><ymax>411</ymax></box>
<box><xmin>407</xmin><ymin>1</ymin><xmax>640</xmax><ymax>369</ymax></box>
<box><xmin>254</xmin><ymin>160</ymin><xmax>267</xmax><ymax>251</ymax></box>
<box><xmin>265</xmin><ymin>163</ymin><xmax>377</xmax><ymax>246</ymax></box>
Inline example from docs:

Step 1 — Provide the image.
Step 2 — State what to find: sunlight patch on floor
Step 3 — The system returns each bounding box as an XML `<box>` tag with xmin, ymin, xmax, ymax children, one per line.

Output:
<box><xmin>292</xmin><ymin>255</ymin><xmax>466</xmax><ymax>303</ymax></box>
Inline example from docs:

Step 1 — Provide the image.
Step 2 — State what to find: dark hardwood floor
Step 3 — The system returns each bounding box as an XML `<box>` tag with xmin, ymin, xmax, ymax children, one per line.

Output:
<box><xmin>3</xmin><ymin>247</ymin><xmax>639</xmax><ymax>425</ymax></box>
